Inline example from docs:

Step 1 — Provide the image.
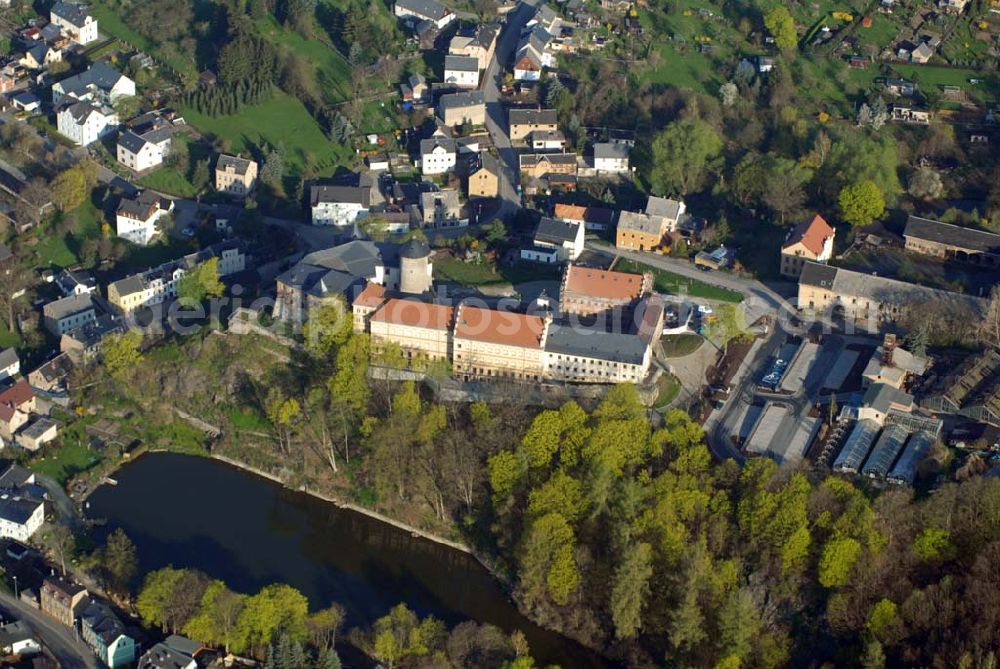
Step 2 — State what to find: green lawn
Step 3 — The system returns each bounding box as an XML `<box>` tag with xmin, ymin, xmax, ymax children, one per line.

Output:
<box><xmin>654</xmin><ymin>373</ymin><xmax>682</xmax><ymax>409</ymax></box>
<box><xmin>179</xmin><ymin>91</ymin><xmax>350</xmax><ymax>175</ymax></box>
<box><xmin>662</xmin><ymin>333</ymin><xmax>703</xmax><ymax>357</ymax></box>
<box><xmin>138</xmin><ymin>167</ymin><xmax>198</xmax><ymax>197</ymax></box>
<box><xmin>887</xmin><ymin>64</ymin><xmax>1000</xmax><ymax>103</ymax></box>
<box><xmin>31</xmin><ymin>442</ymin><xmax>102</xmax><ymax>484</ymax></box>
<box><xmin>434</xmin><ymin>257</ymin><xmax>562</xmax><ymax>286</ymax></box>
<box><xmin>32</xmin><ymin>200</ymin><xmax>105</xmax><ymax>270</ymax></box>
<box><xmin>616</xmin><ymin>259</ymin><xmax>744</xmax><ymax>303</ymax></box>
<box><xmin>0</xmin><ymin>323</ymin><xmax>21</xmax><ymax>349</ymax></box>
<box><xmin>87</xmin><ymin>4</ymin><xmax>198</xmax><ymax>78</ymax></box>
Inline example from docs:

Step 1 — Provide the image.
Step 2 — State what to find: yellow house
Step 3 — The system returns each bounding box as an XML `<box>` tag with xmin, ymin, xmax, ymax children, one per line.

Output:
<box><xmin>468</xmin><ymin>153</ymin><xmax>500</xmax><ymax>198</ymax></box>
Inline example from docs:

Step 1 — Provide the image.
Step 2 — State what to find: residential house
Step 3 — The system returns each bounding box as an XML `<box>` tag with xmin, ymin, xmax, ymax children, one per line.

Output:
<box><xmin>553</xmin><ymin>203</ymin><xmax>615</xmax><ymax>231</ymax></box>
<box><xmin>366</xmin><ymin>153</ymin><xmax>390</xmax><ymax>172</ymax></box>
<box><xmin>521</xmin><ymin>217</ymin><xmax>584</xmax><ymax>263</ymax></box>
<box><xmin>137</xmin><ymin>643</ymin><xmax>196</xmax><ymax>669</ymax></box>
<box><xmin>28</xmin><ymin>353</ymin><xmax>74</xmax><ymax>393</ymax></box>
<box><xmin>444</xmin><ymin>55</ymin><xmax>480</xmax><ymax>88</ymax></box>
<box><xmin>394</xmin><ymin>0</ymin><xmax>455</xmax><ymax>28</ymax></box>
<box><xmin>858</xmin><ymin>383</ymin><xmax>915</xmax><ymax>424</ymax></box>
<box><xmin>0</xmin><ymin>380</ymin><xmax>35</xmax><ymax>443</ymax></box>
<box><xmin>0</xmin><ymin>620</ymin><xmax>40</xmax><ymax>656</ymax></box>
<box><xmin>400</xmin><ymin>73</ymin><xmax>427</xmax><ymax>102</ymax></box>
<box><xmin>107</xmin><ymin>242</ymin><xmax>246</xmax><ymax>313</ymax></box>
<box><xmin>43</xmin><ymin>293</ymin><xmax>97</xmax><ymax>337</ymax></box>
<box><xmin>448</xmin><ymin>23</ymin><xmax>498</xmax><ymax>70</ymax></box>
<box><xmin>55</xmin><ymin>269</ymin><xmax>97</xmax><ymax>296</ymax></box>
<box><xmin>882</xmin><ymin>78</ymin><xmax>916</xmax><ymax>97</ymax></box>
<box><xmin>509</xmin><ymin>108</ymin><xmax>558</xmax><ymax>142</ymax></box>
<box><xmin>780</xmin><ymin>213</ymin><xmax>835</xmax><ymax>278</ymax></box>
<box><xmin>117</xmin><ymin>127</ymin><xmax>172</xmax><ymax>173</ymax></box>
<box><xmin>559</xmin><ymin>264</ymin><xmax>652</xmax><ymax>317</ymax></box>
<box><xmin>797</xmin><ymin>262</ymin><xmax>985</xmax><ymax>326</ymax></box>
<box><xmin>615</xmin><ymin>210</ymin><xmax>669</xmax><ymax>251</ymax></box>
<box><xmin>939</xmin><ymin>0</ymin><xmax>970</xmax><ymax>12</ymax></box>
<box><xmin>56</xmin><ymin>101</ymin><xmax>117</xmax><ymax>147</ymax></box>
<box><xmin>452</xmin><ymin>304</ymin><xmax>548</xmax><ymax>380</ymax></box>
<box><xmin>0</xmin><ymin>348</ymin><xmax>19</xmax><ymax>381</ymax></box>
<box><xmin>116</xmin><ymin>190</ymin><xmax>174</xmax><ymax>246</ymax></box>
<box><xmin>420</xmin><ymin>190</ymin><xmax>462</xmax><ymax>227</ymax></box>
<box><xmin>310</xmin><ymin>173</ymin><xmax>380</xmax><ymax>226</ymax></box>
<box><xmin>513</xmin><ymin>46</ymin><xmax>543</xmax><ymax>81</ymax></box>
<box><xmin>21</xmin><ymin>43</ymin><xmax>61</xmax><ymax>70</ymax></box>
<box><xmin>593</xmin><ymin>142</ymin><xmax>629</xmax><ymax>174</ymax></box>
<box><xmin>52</xmin><ymin>62</ymin><xmax>135</xmax><ymax>105</ymax></box>
<box><xmin>519</xmin><ymin>153</ymin><xmax>577</xmax><ymax>179</ymax></box>
<box><xmin>420</xmin><ymin>137</ymin><xmax>458</xmax><ymax>175</ymax></box>
<box><xmin>40</xmin><ymin>577</ymin><xmax>89</xmax><ymax>628</ymax></box>
<box><xmin>903</xmin><ymin>215</ymin><xmax>1000</xmax><ymax>265</ymax></box>
<box><xmin>9</xmin><ymin>92</ymin><xmax>40</xmax><ymax>113</ymax></box>
<box><xmin>437</xmin><ymin>91</ymin><xmax>486</xmax><ymax>126</ymax></box>
<box><xmin>215</xmin><ymin>154</ymin><xmax>258</xmax><ymax>198</ymax></box>
<box><xmin>891</xmin><ymin>105</ymin><xmax>931</xmax><ymax>124</ymax></box>
<box><xmin>50</xmin><ymin>2</ymin><xmax>98</xmax><ymax>44</ymax></box>
<box><xmin>60</xmin><ymin>313</ymin><xmax>126</xmax><ymax>362</ymax></box>
<box><xmin>18</xmin><ymin>417</ymin><xmax>58</xmax><ymax>451</ymax></box>
<box><xmin>527</xmin><ymin>129</ymin><xmax>566</xmax><ymax>151</ymax></box>
<box><xmin>467</xmin><ymin>152</ymin><xmax>499</xmax><ymax>198</ymax></box>
<box><xmin>0</xmin><ymin>462</ymin><xmax>45</xmax><ymax>541</ymax></box>
<box><xmin>911</xmin><ymin>41</ymin><xmax>933</xmax><ymax>63</ymax></box>
<box><xmin>80</xmin><ymin>602</ymin><xmax>136</xmax><ymax>668</ymax></box>
<box><xmin>644</xmin><ymin>196</ymin><xmax>686</xmax><ymax>229</ymax></box>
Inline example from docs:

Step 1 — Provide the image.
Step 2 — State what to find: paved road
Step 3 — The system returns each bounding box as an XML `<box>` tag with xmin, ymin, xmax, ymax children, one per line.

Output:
<box><xmin>480</xmin><ymin>0</ymin><xmax>541</xmax><ymax>222</ymax></box>
<box><xmin>0</xmin><ymin>592</ymin><xmax>99</xmax><ymax>669</ymax></box>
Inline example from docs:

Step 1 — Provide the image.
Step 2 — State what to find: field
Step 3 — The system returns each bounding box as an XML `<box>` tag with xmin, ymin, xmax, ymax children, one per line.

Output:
<box><xmin>30</xmin><ymin>200</ymin><xmax>105</xmax><ymax>270</ymax></box>
<box><xmin>886</xmin><ymin>64</ymin><xmax>1000</xmax><ymax>104</ymax></box>
<box><xmin>254</xmin><ymin>16</ymin><xmax>353</xmax><ymax>104</ymax></box>
<box><xmin>87</xmin><ymin>4</ymin><xmax>199</xmax><ymax>79</ymax></box>
<box><xmin>179</xmin><ymin>91</ymin><xmax>351</xmax><ymax>175</ymax></box>
<box><xmin>0</xmin><ymin>323</ymin><xmax>20</xmax><ymax>349</ymax></box>
<box><xmin>616</xmin><ymin>259</ymin><xmax>744</xmax><ymax>302</ymax></box>
<box><xmin>30</xmin><ymin>441</ymin><xmax>102</xmax><ymax>484</ymax></box>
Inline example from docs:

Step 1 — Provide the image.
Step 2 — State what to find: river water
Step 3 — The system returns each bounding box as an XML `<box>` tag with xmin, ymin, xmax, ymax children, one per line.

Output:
<box><xmin>86</xmin><ymin>452</ymin><xmax>609</xmax><ymax>668</ymax></box>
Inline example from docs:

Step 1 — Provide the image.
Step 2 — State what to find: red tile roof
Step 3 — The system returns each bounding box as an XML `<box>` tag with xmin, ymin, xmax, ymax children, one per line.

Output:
<box><xmin>784</xmin><ymin>214</ymin><xmax>835</xmax><ymax>256</ymax></box>
<box><xmin>0</xmin><ymin>380</ymin><xmax>33</xmax><ymax>423</ymax></box>
<box><xmin>553</xmin><ymin>204</ymin><xmax>615</xmax><ymax>225</ymax></box>
<box><xmin>454</xmin><ymin>305</ymin><xmax>545</xmax><ymax>349</ymax></box>
<box><xmin>563</xmin><ymin>265</ymin><xmax>646</xmax><ymax>301</ymax></box>
<box><xmin>370</xmin><ymin>299</ymin><xmax>454</xmax><ymax>331</ymax></box>
<box><xmin>353</xmin><ymin>282</ymin><xmax>386</xmax><ymax>309</ymax></box>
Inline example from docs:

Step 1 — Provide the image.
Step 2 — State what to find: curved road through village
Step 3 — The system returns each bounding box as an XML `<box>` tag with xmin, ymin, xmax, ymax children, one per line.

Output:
<box><xmin>0</xmin><ymin>592</ymin><xmax>99</xmax><ymax>669</ymax></box>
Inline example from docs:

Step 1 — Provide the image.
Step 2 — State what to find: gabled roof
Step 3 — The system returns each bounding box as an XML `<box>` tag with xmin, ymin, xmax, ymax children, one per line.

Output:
<box><xmin>51</xmin><ymin>1</ymin><xmax>91</xmax><ymax>28</ymax></box>
<box><xmin>0</xmin><ymin>380</ymin><xmax>33</xmax><ymax>423</ymax></box>
<box><xmin>644</xmin><ymin>196</ymin><xmax>683</xmax><ymax>220</ymax></box>
<box><xmin>534</xmin><ymin>217</ymin><xmax>580</xmax><ymax>245</ymax></box>
<box><xmin>509</xmin><ymin>108</ymin><xmax>558</xmax><ymax>126</ymax></box>
<box><xmin>617</xmin><ymin>210</ymin><xmax>663</xmax><ymax>235</ymax></box>
<box><xmin>43</xmin><ymin>293</ymin><xmax>95</xmax><ymax>321</ymax></box>
<box><xmin>784</xmin><ymin>214</ymin><xmax>835</xmax><ymax>255</ymax></box>
<box><xmin>563</xmin><ymin>265</ymin><xmax>647</xmax><ymax>301</ymax></box>
<box><xmin>139</xmin><ymin>642</ymin><xmax>195</xmax><ymax>669</ymax></box>
<box><xmin>454</xmin><ymin>304</ymin><xmax>546</xmax><ymax>349</ymax></box>
<box><xmin>544</xmin><ymin>322</ymin><xmax>648</xmax><ymax>365</ymax></box>
<box><xmin>353</xmin><ymin>282</ymin><xmax>386</xmax><ymax>308</ymax></box>
<box><xmin>594</xmin><ymin>142</ymin><xmax>629</xmax><ymax>159</ymax></box>
<box><xmin>420</xmin><ymin>137</ymin><xmax>457</xmax><ymax>155</ymax></box>
<box><xmin>396</xmin><ymin>0</ymin><xmax>452</xmax><ymax>20</ymax></box>
<box><xmin>216</xmin><ymin>153</ymin><xmax>255</xmax><ymax>175</ymax></box>
<box><xmin>117</xmin><ymin>130</ymin><xmax>148</xmax><ymax>154</ymax></box>
<box><xmin>444</xmin><ymin>55</ymin><xmax>479</xmax><ymax>72</ymax></box>
<box><xmin>61</xmin><ymin>100</ymin><xmax>108</xmax><ymax>124</ymax></box>
<box><xmin>55</xmin><ymin>62</ymin><xmax>127</xmax><ymax>97</ymax></box>
<box><xmin>553</xmin><ymin>203</ymin><xmax>615</xmax><ymax>225</ymax></box>
<box><xmin>0</xmin><ymin>347</ymin><xmax>18</xmax><ymax>370</ymax></box>
<box><xmin>903</xmin><ymin>215</ymin><xmax>1000</xmax><ymax>254</ymax></box>
<box><xmin>371</xmin><ymin>298</ymin><xmax>454</xmax><ymax>330</ymax></box>
<box><xmin>438</xmin><ymin>91</ymin><xmax>485</xmax><ymax>110</ymax></box>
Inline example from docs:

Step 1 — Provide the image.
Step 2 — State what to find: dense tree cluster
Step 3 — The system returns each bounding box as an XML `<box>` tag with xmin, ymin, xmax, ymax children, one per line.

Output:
<box><xmin>477</xmin><ymin>387</ymin><xmax>1000</xmax><ymax>667</ymax></box>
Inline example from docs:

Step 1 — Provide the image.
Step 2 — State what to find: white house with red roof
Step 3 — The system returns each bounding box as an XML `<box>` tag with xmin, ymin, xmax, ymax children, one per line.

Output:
<box><xmin>780</xmin><ymin>214</ymin><xmax>836</xmax><ymax>278</ymax></box>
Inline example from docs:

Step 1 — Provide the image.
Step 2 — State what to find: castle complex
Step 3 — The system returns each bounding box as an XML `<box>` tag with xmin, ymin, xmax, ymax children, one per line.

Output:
<box><xmin>352</xmin><ymin>262</ymin><xmax>664</xmax><ymax>384</ymax></box>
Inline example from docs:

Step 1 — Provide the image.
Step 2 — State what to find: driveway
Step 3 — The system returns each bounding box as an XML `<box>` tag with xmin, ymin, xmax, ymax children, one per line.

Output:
<box><xmin>0</xmin><ymin>592</ymin><xmax>99</xmax><ymax>669</ymax></box>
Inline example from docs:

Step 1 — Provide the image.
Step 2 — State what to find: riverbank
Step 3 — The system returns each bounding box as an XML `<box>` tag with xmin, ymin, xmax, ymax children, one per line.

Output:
<box><xmin>85</xmin><ymin>452</ymin><xmax>614</xmax><ymax>669</ymax></box>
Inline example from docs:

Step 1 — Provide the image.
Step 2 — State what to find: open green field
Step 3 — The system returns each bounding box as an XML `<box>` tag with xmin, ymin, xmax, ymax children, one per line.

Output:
<box><xmin>180</xmin><ymin>91</ymin><xmax>350</xmax><ymax>175</ymax></box>
<box><xmin>254</xmin><ymin>16</ymin><xmax>353</xmax><ymax>104</ymax></box>
<box><xmin>616</xmin><ymin>259</ymin><xmax>744</xmax><ymax>302</ymax></box>
<box><xmin>0</xmin><ymin>323</ymin><xmax>21</xmax><ymax>349</ymax></box>
<box><xmin>887</xmin><ymin>64</ymin><xmax>1000</xmax><ymax>103</ymax></box>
